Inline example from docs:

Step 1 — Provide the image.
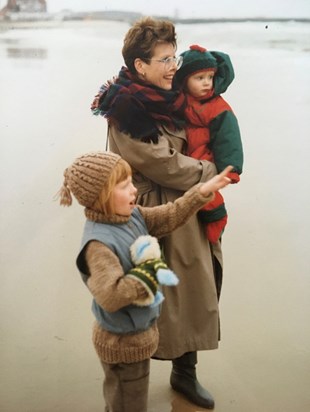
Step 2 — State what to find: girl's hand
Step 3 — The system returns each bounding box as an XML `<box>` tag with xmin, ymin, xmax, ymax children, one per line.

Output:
<box><xmin>199</xmin><ymin>166</ymin><xmax>233</xmax><ymax>196</ymax></box>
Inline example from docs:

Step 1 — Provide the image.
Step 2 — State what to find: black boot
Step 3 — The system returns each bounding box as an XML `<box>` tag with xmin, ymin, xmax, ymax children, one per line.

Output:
<box><xmin>170</xmin><ymin>351</ymin><xmax>215</xmax><ymax>409</ymax></box>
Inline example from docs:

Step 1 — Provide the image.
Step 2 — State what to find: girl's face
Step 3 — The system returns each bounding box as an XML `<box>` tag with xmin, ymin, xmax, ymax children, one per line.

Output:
<box><xmin>186</xmin><ymin>70</ymin><xmax>215</xmax><ymax>98</ymax></box>
<box><xmin>111</xmin><ymin>176</ymin><xmax>137</xmax><ymax>216</ymax></box>
<box><xmin>138</xmin><ymin>42</ymin><xmax>181</xmax><ymax>90</ymax></box>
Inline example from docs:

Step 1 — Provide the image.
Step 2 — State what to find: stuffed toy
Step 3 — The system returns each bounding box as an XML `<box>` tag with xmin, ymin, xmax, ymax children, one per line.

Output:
<box><xmin>127</xmin><ymin>235</ymin><xmax>179</xmax><ymax>306</ymax></box>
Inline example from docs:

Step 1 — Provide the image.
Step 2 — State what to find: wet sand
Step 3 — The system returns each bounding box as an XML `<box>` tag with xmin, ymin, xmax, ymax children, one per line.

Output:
<box><xmin>0</xmin><ymin>20</ymin><xmax>310</xmax><ymax>411</ymax></box>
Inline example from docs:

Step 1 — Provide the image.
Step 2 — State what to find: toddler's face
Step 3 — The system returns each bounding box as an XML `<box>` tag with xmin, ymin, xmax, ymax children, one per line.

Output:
<box><xmin>111</xmin><ymin>176</ymin><xmax>137</xmax><ymax>216</ymax></box>
<box><xmin>186</xmin><ymin>70</ymin><xmax>215</xmax><ymax>98</ymax></box>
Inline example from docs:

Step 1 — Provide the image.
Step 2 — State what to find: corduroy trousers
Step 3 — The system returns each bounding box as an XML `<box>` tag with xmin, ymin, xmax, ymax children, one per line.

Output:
<box><xmin>101</xmin><ymin>358</ymin><xmax>150</xmax><ymax>412</ymax></box>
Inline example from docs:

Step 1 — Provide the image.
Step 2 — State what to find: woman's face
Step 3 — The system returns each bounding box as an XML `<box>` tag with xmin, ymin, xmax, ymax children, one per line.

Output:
<box><xmin>140</xmin><ymin>43</ymin><xmax>179</xmax><ymax>90</ymax></box>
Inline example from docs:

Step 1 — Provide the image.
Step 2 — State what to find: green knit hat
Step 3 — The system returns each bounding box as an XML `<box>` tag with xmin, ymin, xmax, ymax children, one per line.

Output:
<box><xmin>176</xmin><ymin>44</ymin><xmax>218</xmax><ymax>85</ymax></box>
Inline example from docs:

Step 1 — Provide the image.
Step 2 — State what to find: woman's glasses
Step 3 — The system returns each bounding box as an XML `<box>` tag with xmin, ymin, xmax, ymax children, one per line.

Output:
<box><xmin>145</xmin><ymin>56</ymin><xmax>183</xmax><ymax>70</ymax></box>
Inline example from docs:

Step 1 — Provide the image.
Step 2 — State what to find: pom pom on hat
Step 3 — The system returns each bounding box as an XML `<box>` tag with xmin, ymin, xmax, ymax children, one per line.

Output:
<box><xmin>176</xmin><ymin>44</ymin><xmax>218</xmax><ymax>85</ymax></box>
<box><xmin>57</xmin><ymin>151</ymin><xmax>121</xmax><ymax>208</ymax></box>
<box><xmin>190</xmin><ymin>44</ymin><xmax>207</xmax><ymax>53</ymax></box>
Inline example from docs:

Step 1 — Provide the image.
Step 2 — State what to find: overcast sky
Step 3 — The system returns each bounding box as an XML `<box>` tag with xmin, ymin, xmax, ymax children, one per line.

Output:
<box><xmin>1</xmin><ymin>0</ymin><xmax>309</xmax><ymax>18</ymax></box>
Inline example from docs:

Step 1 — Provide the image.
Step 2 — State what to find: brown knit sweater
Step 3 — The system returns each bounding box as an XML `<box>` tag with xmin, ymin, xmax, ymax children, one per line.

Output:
<box><xmin>84</xmin><ymin>184</ymin><xmax>213</xmax><ymax>364</ymax></box>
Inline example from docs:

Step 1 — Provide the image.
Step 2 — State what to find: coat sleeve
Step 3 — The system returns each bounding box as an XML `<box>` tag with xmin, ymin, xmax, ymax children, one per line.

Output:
<box><xmin>109</xmin><ymin>125</ymin><xmax>217</xmax><ymax>191</ymax></box>
<box><xmin>209</xmin><ymin>110</ymin><xmax>243</xmax><ymax>175</ymax></box>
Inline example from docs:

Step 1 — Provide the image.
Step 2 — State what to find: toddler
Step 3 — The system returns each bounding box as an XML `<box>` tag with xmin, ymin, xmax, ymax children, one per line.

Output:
<box><xmin>176</xmin><ymin>44</ymin><xmax>243</xmax><ymax>243</ymax></box>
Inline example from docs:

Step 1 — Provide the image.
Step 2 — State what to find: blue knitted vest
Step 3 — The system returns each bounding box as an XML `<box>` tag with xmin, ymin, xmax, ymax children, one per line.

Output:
<box><xmin>76</xmin><ymin>208</ymin><xmax>160</xmax><ymax>334</ymax></box>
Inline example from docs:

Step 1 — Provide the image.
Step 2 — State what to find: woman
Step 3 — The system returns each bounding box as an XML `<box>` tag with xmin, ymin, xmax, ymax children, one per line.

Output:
<box><xmin>91</xmin><ymin>17</ymin><xmax>222</xmax><ymax>410</ymax></box>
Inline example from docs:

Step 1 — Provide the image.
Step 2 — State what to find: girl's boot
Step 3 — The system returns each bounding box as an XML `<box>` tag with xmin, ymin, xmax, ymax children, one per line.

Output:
<box><xmin>170</xmin><ymin>351</ymin><xmax>215</xmax><ymax>409</ymax></box>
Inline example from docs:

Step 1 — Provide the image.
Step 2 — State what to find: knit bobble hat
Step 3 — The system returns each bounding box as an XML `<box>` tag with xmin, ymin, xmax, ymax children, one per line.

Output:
<box><xmin>176</xmin><ymin>44</ymin><xmax>218</xmax><ymax>85</ymax></box>
<box><xmin>59</xmin><ymin>151</ymin><xmax>121</xmax><ymax>208</ymax></box>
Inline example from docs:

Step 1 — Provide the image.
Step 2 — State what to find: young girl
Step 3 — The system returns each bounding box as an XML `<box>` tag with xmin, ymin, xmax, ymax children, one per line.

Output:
<box><xmin>176</xmin><ymin>44</ymin><xmax>243</xmax><ymax>244</ymax></box>
<box><xmin>58</xmin><ymin>151</ymin><xmax>231</xmax><ymax>412</ymax></box>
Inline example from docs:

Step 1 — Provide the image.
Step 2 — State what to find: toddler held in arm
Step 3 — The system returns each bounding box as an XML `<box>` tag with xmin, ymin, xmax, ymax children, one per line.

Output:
<box><xmin>176</xmin><ymin>44</ymin><xmax>244</xmax><ymax>243</ymax></box>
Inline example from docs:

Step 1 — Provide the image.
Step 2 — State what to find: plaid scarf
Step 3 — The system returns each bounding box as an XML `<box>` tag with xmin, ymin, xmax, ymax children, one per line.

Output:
<box><xmin>91</xmin><ymin>67</ymin><xmax>186</xmax><ymax>143</ymax></box>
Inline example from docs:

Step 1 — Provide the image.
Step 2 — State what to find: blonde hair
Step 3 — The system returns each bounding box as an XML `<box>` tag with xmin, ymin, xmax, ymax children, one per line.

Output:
<box><xmin>93</xmin><ymin>158</ymin><xmax>132</xmax><ymax>215</ymax></box>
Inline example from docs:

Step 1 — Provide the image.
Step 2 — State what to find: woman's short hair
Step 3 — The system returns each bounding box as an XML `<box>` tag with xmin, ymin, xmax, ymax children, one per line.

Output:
<box><xmin>122</xmin><ymin>17</ymin><xmax>177</xmax><ymax>74</ymax></box>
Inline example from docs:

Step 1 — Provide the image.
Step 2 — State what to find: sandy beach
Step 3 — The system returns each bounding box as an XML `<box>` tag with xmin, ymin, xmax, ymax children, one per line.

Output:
<box><xmin>0</xmin><ymin>20</ymin><xmax>310</xmax><ymax>411</ymax></box>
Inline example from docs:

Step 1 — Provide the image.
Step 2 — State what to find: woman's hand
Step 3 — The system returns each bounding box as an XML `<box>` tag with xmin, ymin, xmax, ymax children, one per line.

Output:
<box><xmin>199</xmin><ymin>166</ymin><xmax>233</xmax><ymax>196</ymax></box>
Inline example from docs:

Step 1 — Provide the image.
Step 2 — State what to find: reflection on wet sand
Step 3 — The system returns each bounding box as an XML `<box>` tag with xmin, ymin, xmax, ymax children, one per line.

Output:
<box><xmin>171</xmin><ymin>393</ymin><xmax>211</xmax><ymax>412</ymax></box>
<box><xmin>0</xmin><ymin>37</ymin><xmax>20</xmax><ymax>44</ymax></box>
<box><xmin>6</xmin><ymin>46</ymin><xmax>47</xmax><ymax>58</ymax></box>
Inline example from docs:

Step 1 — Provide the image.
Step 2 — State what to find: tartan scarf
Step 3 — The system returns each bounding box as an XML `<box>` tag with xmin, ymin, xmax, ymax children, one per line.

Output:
<box><xmin>91</xmin><ymin>66</ymin><xmax>186</xmax><ymax>143</ymax></box>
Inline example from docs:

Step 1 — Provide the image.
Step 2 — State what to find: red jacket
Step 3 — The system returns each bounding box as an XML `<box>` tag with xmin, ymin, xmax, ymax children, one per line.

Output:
<box><xmin>185</xmin><ymin>92</ymin><xmax>243</xmax><ymax>181</ymax></box>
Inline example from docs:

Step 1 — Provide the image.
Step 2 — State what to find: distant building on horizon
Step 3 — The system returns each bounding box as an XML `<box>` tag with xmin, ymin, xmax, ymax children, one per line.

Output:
<box><xmin>0</xmin><ymin>0</ymin><xmax>46</xmax><ymax>16</ymax></box>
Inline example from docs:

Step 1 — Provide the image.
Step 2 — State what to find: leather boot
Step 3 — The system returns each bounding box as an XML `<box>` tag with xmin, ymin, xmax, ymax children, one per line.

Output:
<box><xmin>170</xmin><ymin>351</ymin><xmax>215</xmax><ymax>409</ymax></box>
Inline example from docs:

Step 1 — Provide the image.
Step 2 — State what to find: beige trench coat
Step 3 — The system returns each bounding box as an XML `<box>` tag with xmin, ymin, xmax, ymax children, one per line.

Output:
<box><xmin>108</xmin><ymin>125</ymin><xmax>223</xmax><ymax>359</ymax></box>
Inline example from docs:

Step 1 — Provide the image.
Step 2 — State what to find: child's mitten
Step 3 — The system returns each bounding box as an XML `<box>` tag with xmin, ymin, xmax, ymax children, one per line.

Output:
<box><xmin>127</xmin><ymin>263</ymin><xmax>159</xmax><ymax>306</ymax></box>
<box><xmin>198</xmin><ymin>191</ymin><xmax>228</xmax><ymax>244</ymax></box>
<box><xmin>227</xmin><ymin>171</ymin><xmax>240</xmax><ymax>184</ymax></box>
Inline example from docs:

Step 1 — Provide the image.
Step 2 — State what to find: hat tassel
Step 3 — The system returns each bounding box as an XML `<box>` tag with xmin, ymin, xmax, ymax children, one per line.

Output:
<box><xmin>55</xmin><ymin>173</ymin><xmax>73</xmax><ymax>206</ymax></box>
